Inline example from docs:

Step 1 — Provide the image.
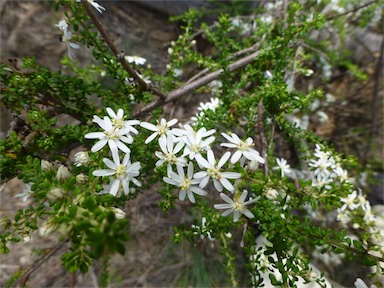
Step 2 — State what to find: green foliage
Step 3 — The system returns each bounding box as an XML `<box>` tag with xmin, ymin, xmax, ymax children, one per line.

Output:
<box><xmin>0</xmin><ymin>0</ymin><xmax>382</xmax><ymax>287</ymax></box>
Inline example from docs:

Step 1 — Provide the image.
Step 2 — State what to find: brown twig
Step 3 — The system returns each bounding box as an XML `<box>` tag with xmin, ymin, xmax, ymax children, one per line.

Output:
<box><xmin>133</xmin><ymin>50</ymin><xmax>262</xmax><ymax>118</ymax></box>
<box><xmin>80</xmin><ymin>0</ymin><xmax>167</xmax><ymax>100</ymax></box>
<box><xmin>14</xmin><ymin>238</ymin><xmax>69</xmax><ymax>287</ymax></box>
<box><xmin>367</xmin><ymin>37</ymin><xmax>384</xmax><ymax>162</ymax></box>
<box><xmin>326</xmin><ymin>0</ymin><xmax>378</xmax><ymax>20</ymax></box>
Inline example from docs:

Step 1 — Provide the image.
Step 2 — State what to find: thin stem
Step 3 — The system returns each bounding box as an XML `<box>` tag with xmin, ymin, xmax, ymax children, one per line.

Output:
<box><xmin>80</xmin><ymin>0</ymin><xmax>167</xmax><ymax>100</ymax></box>
<box><xmin>15</xmin><ymin>238</ymin><xmax>69</xmax><ymax>287</ymax></box>
<box><xmin>134</xmin><ymin>50</ymin><xmax>261</xmax><ymax>118</ymax></box>
<box><xmin>326</xmin><ymin>0</ymin><xmax>378</xmax><ymax>20</ymax></box>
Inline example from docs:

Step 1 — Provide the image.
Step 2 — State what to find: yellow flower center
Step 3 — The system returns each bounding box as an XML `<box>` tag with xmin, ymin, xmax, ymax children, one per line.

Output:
<box><xmin>181</xmin><ymin>178</ymin><xmax>191</xmax><ymax>190</ymax></box>
<box><xmin>207</xmin><ymin>167</ymin><xmax>221</xmax><ymax>180</ymax></box>
<box><xmin>115</xmin><ymin>165</ymin><xmax>126</xmax><ymax>178</ymax></box>
<box><xmin>112</xmin><ymin>118</ymin><xmax>125</xmax><ymax>129</ymax></box>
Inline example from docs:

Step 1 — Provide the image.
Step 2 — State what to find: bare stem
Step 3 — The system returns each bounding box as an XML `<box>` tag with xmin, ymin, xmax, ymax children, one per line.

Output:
<box><xmin>15</xmin><ymin>238</ymin><xmax>69</xmax><ymax>287</ymax></box>
<box><xmin>80</xmin><ymin>0</ymin><xmax>167</xmax><ymax>100</ymax></box>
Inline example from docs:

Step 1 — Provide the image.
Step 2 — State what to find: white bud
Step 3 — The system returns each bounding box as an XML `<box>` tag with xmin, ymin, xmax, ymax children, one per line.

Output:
<box><xmin>74</xmin><ymin>151</ymin><xmax>91</xmax><ymax>167</ymax></box>
<box><xmin>191</xmin><ymin>40</ymin><xmax>196</xmax><ymax>45</ymax></box>
<box><xmin>168</xmin><ymin>47</ymin><xmax>173</xmax><ymax>55</ymax></box>
<box><xmin>57</xmin><ymin>165</ymin><xmax>71</xmax><ymax>181</ymax></box>
<box><xmin>41</xmin><ymin>160</ymin><xmax>54</xmax><ymax>171</ymax></box>
<box><xmin>39</xmin><ymin>219</ymin><xmax>57</xmax><ymax>237</ymax></box>
<box><xmin>47</xmin><ymin>188</ymin><xmax>65</xmax><ymax>200</ymax></box>
<box><xmin>111</xmin><ymin>207</ymin><xmax>126</xmax><ymax>220</ymax></box>
<box><xmin>76</xmin><ymin>173</ymin><xmax>89</xmax><ymax>184</ymax></box>
<box><xmin>248</xmin><ymin>160</ymin><xmax>259</xmax><ymax>172</ymax></box>
<box><xmin>264</xmin><ymin>188</ymin><xmax>279</xmax><ymax>200</ymax></box>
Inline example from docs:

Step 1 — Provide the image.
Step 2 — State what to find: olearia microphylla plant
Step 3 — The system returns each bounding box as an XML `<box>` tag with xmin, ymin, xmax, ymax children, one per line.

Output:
<box><xmin>0</xmin><ymin>0</ymin><xmax>383</xmax><ymax>287</ymax></box>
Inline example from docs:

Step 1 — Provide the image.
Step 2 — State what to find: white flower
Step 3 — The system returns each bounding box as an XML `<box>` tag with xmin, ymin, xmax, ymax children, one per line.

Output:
<box><xmin>214</xmin><ymin>190</ymin><xmax>259</xmax><ymax>222</ymax></box>
<box><xmin>74</xmin><ymin>151</ymin><xmax>91</xmax><ymax>167</ymax></box>
<box><xmin>105</xmin><ymin>107</ymin><xmax>140</xmax><ymax>135</ymax></box>
<box><xmin>309</xmin><ymin>145</ymin><xmax>335</xmax><ymax>178</ymax></box>
<box><xmin>194</xmin><ymin>150</ymin><xmax>241</xmax><ymax>193</ymax></box>
<box><xmin>14</xmin><ymin>183</ymin><xmax>33</xmax><ymax>202</ymax></box>
<box><xmin>340</xmin><ymin>190</ymin><xmax>359</xmax><ymax>211</ymax></box>
<box><xmin>354</xmin><ymin>278</ymin><xmax>377</xmax><ymax>288</ymax></box>
<box><xmin>140</xmin><ymin>118</ymin><xmax>178</xmax><ymax>144</ymax></box>
<box><xmin>93</xmin><ymin>152</ymin><xmax>141</xmax><ymax>197</ymax></box>
<box><xmin>77</xmin><ymin>0</ymin><xmax>106</xmax><ymax>13</ymax></box>
<box><xmin>163</xmin><ymin>162</ymin><xmax>207</xmax><ymax>203</ymax></box>
<box><xmin>220</xmin><ymin>132</ymin><xmax>265</xmax><ymax>164</ymax></box>
<box><xmin>125</xmin><ymin>55</ymin><xmax>147</xmax><ymax>65</ymax></box>
<box><xmin>273</xmin><ymin>158</ymin><xmax>291</xmax><ymax>178</ymax></box>
<box><xmin>192</xmin><ymin>217</ymin><xmax>215</xmax><ymax>241</ymax></box>
<box><xmin>198</xmin><ymin>97</ymin><xmax>221</xmax><ymax>111</ymax></box>
<box><xmin>56</xmin><ymin>19</ymin><xmax>79</xmax><ymax>59</ymax></box>
<box><xmin>85</xmin><ymin>115</ymin><xmax>134</xmax><ymax>154</ymax></box>
<box><xmin>55</xmin><ymin>19</ymin><xmax>68</xmax><ymax>33</ymax></box>
<box><xmin>155</xmin><ymin>135</ymin><xmax>187</xmax><ymax>168</ymax></box>
<box><xmin>173</xmin><ymin>124</ymin><xmax>216</xmax><ymax>160</ymax></box>
<box><xmin>312</xmin><ymin>174</ymin><xmax>332</xmax><ymax>191</ymax></box>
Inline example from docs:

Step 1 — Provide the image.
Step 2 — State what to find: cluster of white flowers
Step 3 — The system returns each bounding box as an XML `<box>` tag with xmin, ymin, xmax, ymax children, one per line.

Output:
<box><xmin>308</xmin><ymin>144</ymin><xmax>352</xmax><ymax>191</ymax></box>
<box><xmin>85</xmin><ymin>107</ymin><xmax>142</xmax><ymax>197</ymax></box>
<box><xmin>83</xmin><ymin>111</ymin><xmax>265</xmax><ymax>222</ymax></box>
<box><xmin>191</xmin><ymin>97</ymin><xmax>222</xmax><ymax>124</ymax></box>
<box><xmin>55</xmin><ymin>19</ymin><xmax>79</xmax><ymax>59</ymax></box>
<box><xmin>337</xmin><ymin>189</ymin><xmax>376</xmax><ymax>227</ymax></box>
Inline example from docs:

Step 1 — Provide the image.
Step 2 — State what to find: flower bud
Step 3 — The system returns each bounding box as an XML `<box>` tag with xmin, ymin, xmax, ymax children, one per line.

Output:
<box><xmin>264</xmin><ymin>187</ymin><xmax>279</xmax><ymax>200</ymax></box>
<box><xmin>39</xmin><ymin>219</ymin><xmax>57</xmax><ymax>237</ymax></box>
<box><xmin>76</xmin><ymin>173</ymin><xmax>89</xmax><ymax>184</ymax></box>
<box><xmin>247</xmin><ymin>160</ymin><xmax>259</xmax><ymax>172</ymax></box>
<box><xmin>41</xmin><ymin>159</ymin><xmax>54</xmax><ymax>171</ymax></box>
<box><xmin>111</xmin><ymin>207</ymin><xmax>126</xmax><ymax>220</ymax></box>
<box><xmin>57</xmin><ymin>165</ymin><xmax>71</xmax><ymax>181</ymax></box>
<box><xmin>47</xmin><ymin>188</ymin><xmax>65</xmax><ymax>200</ymax></box>
<box><xmin>168</xmin><ymin>47</ymin><xmax>173</xmax><ymax>55</ymax></box>
<box><xmin>74</xmin><ymin>151</ymin><xmax>91</xmax><ymax>167</ymax></box>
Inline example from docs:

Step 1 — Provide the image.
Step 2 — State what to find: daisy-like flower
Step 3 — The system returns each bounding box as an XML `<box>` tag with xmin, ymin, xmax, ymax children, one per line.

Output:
<box><xmin>140</xmin><ymin>118</ymin><xmax>178</xmax><ymax>144</ymax></box>
<box><xmin>194</xmin><ymin>150</ymin><xmax>241</xmax><ymax>193</ymax></box>
<box><xmin>173</xmin><ymin>124</ymin><xmax>216</xmax><ymax>160</ymax></box>
<box><xmin>105</xmin><ymin>107</ymin><xmax>140</xmax><ymax>135</ymax></box>
<box><xmin>93</xmin><ymin>152</ymin><xmax>141</xmax><ymax>196</ymax></box>
<box><xmin>155</xmin><ymin>135</ymin><xmax>187</xmax><ymax>168</ymax></box>
<box><xmin>85</xmin><ymin>115</ymin><xmax>134</xmax><ymax>154</ymax></box>
<box><xmin>125</xmin><ymin>55</ymin><xmax>147</xmax><ymax>65</ymax></box>
<box><xmin>273</xmin><ymin>158</ymin><xmax>291</xmax><ymax>178</ymax></box>
<box><xmin>312</xmin><ymin>174</ymin><xmax>333</xmax><ymax>191</ymax></box>
<box><xmin>339</xmin><ymin>190</ymin><xmax>359</xmax><ymax>211</ymax></box>
<box><xmin>214</xmin><ymin>190</ymin><xmax>259</xmax><ymax>222</ymax></box>
<box><xmin>14</xmin><ymin>183</ymin><xmax>33</xmax><ymax>202</ymax></box>
<box><xmin>56</xmin><ymin>19</ymin><xmax>79</xmax><ymax>59</ymax></box>
<box><xmin>163</xmin><ymin>162</ymin><xmax>207</xmax><ymax>203</ymax></box>
<box><xmin>220</xmin><ymin>132</ymin><xmax>265</xmax><ymax>164</ymax></box>
<box><xmin>77</xmin><ymin>0</ymin><xmax>106</xmax><ymax>13</ymax></box>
